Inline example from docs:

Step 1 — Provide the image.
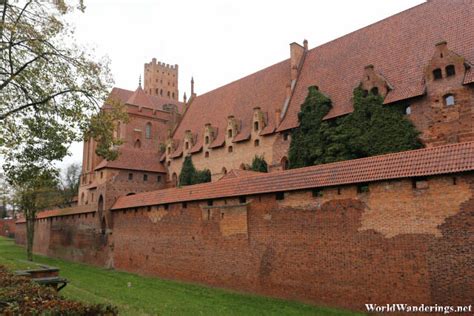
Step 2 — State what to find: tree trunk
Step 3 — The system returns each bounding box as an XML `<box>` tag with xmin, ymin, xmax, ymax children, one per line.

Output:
<box><xmin>26</xmin><ymin>213</ymin><xmax>35</xmax><ymax>261</ymax></box>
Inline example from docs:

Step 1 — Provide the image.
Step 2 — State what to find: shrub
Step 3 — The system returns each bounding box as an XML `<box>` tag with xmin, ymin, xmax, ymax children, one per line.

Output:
<box><xmin>249</xmin><ymin>155</ymin><xmax>268</xmax><ymax>173</ymax></box>
<box><xmin>179</xmin><ymin>156</ymin><xmax>211</xmax><ymax>186</ymax></box>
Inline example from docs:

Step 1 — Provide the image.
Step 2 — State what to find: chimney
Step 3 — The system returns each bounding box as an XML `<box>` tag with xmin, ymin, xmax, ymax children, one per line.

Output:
<box><xmin>290</xmin><ymin>41</ymin><xmax>305</xmax><ymax>81</ymax></box>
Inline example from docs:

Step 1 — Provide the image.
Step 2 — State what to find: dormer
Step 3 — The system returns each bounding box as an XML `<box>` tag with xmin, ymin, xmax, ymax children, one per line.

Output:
<box><xmin>183</xmin><ymin>130</ymin><xmax>194</xmax><ymax>154</ymax></box>
<box><xmin>359</xmin><ymin>65</ymin><xmax>392</xmax><ymax>98</ymax></box>
<box><xmin>203</xmin><ymin>123</ymin><xmax>216</xmax><ymax>148</ymax></box>
<box><xmin>226</xmin><ymin>115</ymin><xmax>239</xmax><ymax>139</ymax></box>
<box><xmin>252</xmin><ymin>107</ymin><xmax>266</xmax><ymax>134</ymax></box>
<box><xmin>425</xmin><ymin>41</ymin><xmax>468</xmax><ymax>85</ymax></box>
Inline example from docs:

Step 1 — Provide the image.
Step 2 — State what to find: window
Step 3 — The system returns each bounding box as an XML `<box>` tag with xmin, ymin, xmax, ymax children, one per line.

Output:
<box><xmin>164</xmin><ymin>204</ymin><xmax>169</xmax><ymax>210</ymax></box>
<box><xmin>444</xmin><ymin>94</ymin><xmax>455</xmax><ymax>106</ymax></box>
<box><xmin>100</xmin><ymin>171</ymin><xmax>103</xmax><ymax>179</ymax></box>
<box><xmin>160</xmin><ymin>89</ymin><xmax>163</xmax><ymax>96</ymax></box>
<box><xmin>172</xmin><ymin>92</ymin><xmax>175</xmax><ymax>99</ymax></box>
<box><xmin>167</xmin><ymin>147</ymin><xmax>171</xmax><ymax>154</ymax></box>
<box><xmin>157</xmin><ymin>175</ymin><xmax>162</xmax><ymax>182</ymax></box>
<box><xmin>254</xmin><ymin>139</ymin><xmax>260</xmax><ymax>147</ymax></box>
<box><xmin>228</xmin><ymin>146</ymin><xmax>233</xmax><ymax>153</ymax></box>
<box><xmin>185</xmin><ymin>142</ymin><xmax>189</xmax><ymax>150</ymax></box>
<box><xmin>412</xmin><ymin>177</ymin><xmax>429</xmax><ymax>189</ymax></box>
<box><xmin>155</xmin><ymin>88</ymin><xmax>158</xmax><ymax>94</ymax></box>
<box><xmin>446</xmin><ymin>65</ymin><xmax>455</xmax><ymax>77</ymax></box>
<box><xmin>283</xmin><ymin>133</ymin><xmax>289</xmax><ymax>141</ymax></box>
<box><xmin>222</xmin><ymin>167</ymin><xmax>227</xmax><ymax>175</ymax></box>
<box><xmin>143</xmin><ymin>174</ymin><xmax>148</xmax><ymax>181</ymax></box>
<box><xmin>145</xmin><ymin>123</ymin><xmax>152</xmax><ymax>139</ymax></box>
<box><xmin>433</xmin><ymin>68</ymin><xmax>442</xmax><ymax>80</ymax></box>
<box><xmin>276</xmin><ymin>192</ymin><xmax>285</xmax><ymax>200</ymax></box>
<box><xmin>182</xmin><ymin>202</ymin><xmax>187</xmax><ymax>208</ymax></box>
<box><xmin>239</xmin><ymin>196</ymin><xmax>247</xmax><ymax>204</ymax></box>
<box><xmin>362</xmin><ymin>89</ymin><xmax>369</xmax><ymax>97</ymax></box>
<box><xmin>207</xmin><ymin>200</ymin><xmax>213</xmax><ymax>206</ymax></box>
<box><xmin>128</xmin><ymin>173</ymin><xmax>133</xmax><ymax>180</ymax></box>
<box><xmin>228</xmin><ymin>129</ymin><xmax>233</xmax><ymax>138</ymax></box>
<box><xmin>167</xmin><ymin>161</ymin><xmax>171</xmax><ymax>167</ymax></box>
<box><xmin>312</xmin><ymin>189</ymin><xmax>323</xmax><ymax>197</ymax></box>
<box><xmin>281</xmin><ymin>157</ymin><xmax>289</xmax><ymax>170</ymax></box>
<box><xmin>134</xmin><ymin>139</ymin><xmax>141</xmax><ymax>148</ymax></box>
<box><xmin>167</xmin><ymin>91</ymin><xmax>170</xmax><ymax>97</ymax></box>
<box><xmin>205</xmin><ymin>136</ymin><xmax>210</xmax><ymax>144</ymax></box>
<box><xmin>205</xmin><ymin>151</ymin><xmax>209</xmax><ymax>158</ymax></box>
<box><xmin>405</xmin><ymin>106</ymin><xmax>412</xmax><ymax>115</ymax></box>
<box><xmin>357</xmin><ymin>183</ymin><xmax>370</xmax><ymax>193</ymax></box>
<box><xmin>370</xmin><ymin>87</ymin><xmax>379</xmax><ymax>95</ymax></box>
<box><xmin>254</xmin><ymin>121</ymin><xmax>259</xmax><ymax>131</ymax></box>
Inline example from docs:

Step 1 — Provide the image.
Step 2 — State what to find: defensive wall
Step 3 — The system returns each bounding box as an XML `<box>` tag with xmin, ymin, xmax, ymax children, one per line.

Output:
<box><xmin>15</xmin><ymin>142</ymin><xmax>474</xmax><ymax>311</ymax></box>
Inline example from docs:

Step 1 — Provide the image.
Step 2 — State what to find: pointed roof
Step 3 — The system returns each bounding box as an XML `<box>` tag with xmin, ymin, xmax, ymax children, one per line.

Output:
<box><xmin>126</xmin><ymin>86</ymin><xmax>156</xmax><ymax>108</ymax></box>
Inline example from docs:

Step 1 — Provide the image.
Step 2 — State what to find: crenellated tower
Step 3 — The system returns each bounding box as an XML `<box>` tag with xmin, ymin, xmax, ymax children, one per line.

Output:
<box><xmin>144</xmin><ymin>58</ymin><xmax>179</xmax><ymax>100</ymax></box>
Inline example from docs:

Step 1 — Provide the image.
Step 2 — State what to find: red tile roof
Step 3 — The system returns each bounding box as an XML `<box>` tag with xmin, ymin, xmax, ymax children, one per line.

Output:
<box><xmin>278</xmin><ymin>0</ymin><xmax>474</xmax><ymax>130</ymax></box>
<box><xmin>464</xmin><ymin>68</ymin><xmax>474</xmax><ymax>85</ymax></box>
<box><xmin>172</xmin><ymin>59</ymin><xmax>291</xmax><ymax>144</ymax></box>
<box><xmin>108</xmin><ymin>87</ymin><xmax>184</xmax><ymax>114</ymax></box>
<box><xmin>16</xmin><ymin>205</ymin><xmax>96</xmax><ymax>223</ymax></box>
<box><xmin>112</xmin><ymin>141</ymin><xmax>474</xmax><ymax>210</ymax></box>
<box><xmin>95</xmin><ymin>148</ymin><xmax>166</xmax><ymax>173</ymax></box>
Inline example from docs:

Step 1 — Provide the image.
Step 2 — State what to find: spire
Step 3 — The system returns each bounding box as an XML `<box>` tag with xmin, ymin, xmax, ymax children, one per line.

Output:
<box><xmin>183</xmin><ymin>92</ymin><xmax>187</xmax><ymax>104</ymax></box>
<box><xmin>191</xmin><ymin>76</ymin><xmax>195</xmax><ymax>95</ymax></box>
<box><xmin>138</xmin><ymin>75</ymin><xmax>142</xmax><ymax>88</ymax></box>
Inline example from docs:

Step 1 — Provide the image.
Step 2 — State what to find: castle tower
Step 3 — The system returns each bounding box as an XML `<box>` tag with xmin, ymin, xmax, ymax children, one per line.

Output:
<box><xmin>144</xmin><ymin>58</ymin><xmax>179</xmax><ymax>100</ymax></box>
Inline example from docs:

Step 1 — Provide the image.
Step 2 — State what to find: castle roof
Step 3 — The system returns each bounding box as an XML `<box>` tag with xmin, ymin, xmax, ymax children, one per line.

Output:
<box><xmin>278</xmin><ymin>0</ymin><xmax>474</xmax><ymax>130</ymax></box>
<box><xmin>170</xmin><ymin>0</ymin><xmax>474</xmax><ymax>144</ymax></box>
<box><xmin>107</xmin><ymin>87</ymin><xmax>184</xmax><ymax>114</ymax></box>
<box><xmin>111</xmin><ymin>141</ymin><xmax>474</xmax><ymax>210</ymax></box>
<box><xmin>95</xmin><ymin>148</ymin><xmax>166</xmax><ymax>173</ymax></box>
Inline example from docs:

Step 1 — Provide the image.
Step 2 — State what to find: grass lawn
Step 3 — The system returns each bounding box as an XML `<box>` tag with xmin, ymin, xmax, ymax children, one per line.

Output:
<box><xmin>0</xmin><ymin>237</ymin><xmax>364</xmax><ymax>316</ymax></box>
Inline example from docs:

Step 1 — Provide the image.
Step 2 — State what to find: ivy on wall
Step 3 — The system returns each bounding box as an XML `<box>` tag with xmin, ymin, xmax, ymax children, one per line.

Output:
<box><xmin>179</xmin><ymin>156</ymin><xmax>211</xmax><ymax>186</ymax></box>
<box><xmin>289</xmin><ymin>86</ymin><xmax>422</xmax><ymax>169</ymax></box>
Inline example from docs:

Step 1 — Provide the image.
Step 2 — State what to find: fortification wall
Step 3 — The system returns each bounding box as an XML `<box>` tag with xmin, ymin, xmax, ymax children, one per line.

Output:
<box><xmin>15</xmin><ymin>212</ymin><xmax>111</xmax><ymax>267</ymax></box>
<box><xmin>0</xmin><ymin>219</ymin><xmax>16</xmax><ymax>238</ymax></box>
<box><xmin>111</xmin><ymin>174</ymin><xmax>474</xmax><ymax>311</ymax></box>
<box><xmin>14</xmin><ymin>173</ymin><xmax>474</xmax><ymax>311</ymax></box>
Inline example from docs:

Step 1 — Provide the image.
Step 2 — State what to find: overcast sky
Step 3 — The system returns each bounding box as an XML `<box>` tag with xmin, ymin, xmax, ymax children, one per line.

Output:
<box><xmin>59</xmin><ymin>0</ymin><xmax>425</xmax><ymax>170</ymax></box>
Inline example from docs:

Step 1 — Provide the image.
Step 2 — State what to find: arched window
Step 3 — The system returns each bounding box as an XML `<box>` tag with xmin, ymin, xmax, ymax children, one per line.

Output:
<box><xmin>228</xmin><ymin>129</ymin><xmax>233</xmax><ymax>138</ymax></box>
<box><xmin>254</xmin><ymin>139</ymin><xmax>260</xmax><ymax>147</ymax></box>
<box><xmin>167</xmin><ymin>91</ymin><xmax>170</xmax><ymax>97</ymax></box>
<box><xmin>160</xmin><ymin>89</ymin><xmax>163</xmax><ymax>96</ymax></box>
<box><xmin>446</xmin><ymin>65</ymin><xmax>455</xmax><ymax>77</ymax></box>
<box><xmin>370</xmin><ymin>87</ymin><xmax>379</xmax><ymax>95</ymax></box>
<box><xmin>172</xmin><ymin>92</ymin><xmax>175</xmax><ymax>99</ymax></box>
<box><xmin>155</xmin><ymin>88</ymin><xmax>159</xmax><ymax>94</ymax></box>
<box><xmin>433</xmin><ymin>68</ymin><xmax>442</xmax><ymax>80</ymax></box>
<box><xmin>254</xmin><ymin>121</ymin><xmax>259</xmax><ymax>131</ymax></box>
<box><xmin>281</xmin><ymin>157</ymin><xmax>289</xmax><ymax>170</ymax></box>
<box><xmin>185</xmin><ymin>142</ymin><xmax>189</xmax><ymax>150</ymax></box>
<box><xmin>205</xmin><ymin>151</ymin><xmax>210</xmax><ymax>158</ymax></box>
<box><xmin>444</xmin><ymin>94</ymin><xmax>455</xmax><ymax>106</ymax></box>
<box><xmin>228</xmin><ymin>146</ymin><xmax>233</xmax><ymax>153</ymax></box>
<box><xmin>205</xmin><ymin>136</ymin><xmax>210</xmax><ymax>144</ymax></box>
<box><xmin>145</xmin><ymin>122</ymin><xmax>152</xmax><ymax>139</ymax></box>
<box><xmin>134</xmin><ymin>139</ymin><xmax>141</xmax><ymax>148</ymax></box>
<box><xmin>239</xmin><ymin>163</ymin><xmax>247</xmax><ymax>170</ymax></box>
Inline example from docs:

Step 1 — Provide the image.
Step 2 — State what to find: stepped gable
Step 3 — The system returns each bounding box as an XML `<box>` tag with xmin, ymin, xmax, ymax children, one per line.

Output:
<box><xmin>278</xmin><ymin>0</ymin><xmax>474</xmax><ymax>131</ymax></box>
<box><xmin>112</xmin><ymin>141</ymin><xmax>474</xmax><ymax>210</ymax></box>
<box><xmin>95</xmin><ymin>148</ymin><xmax>166</xmax><ymax>173</ymax></box>
<box><xmin>106</xmin><ymin>87</ymin><xmax>184</xmax><ymax>113</ymax></box>
<box><xmin>172</xmin><ymin>59</ymin><xmax>291</xmax><ymax>142</ymax></box>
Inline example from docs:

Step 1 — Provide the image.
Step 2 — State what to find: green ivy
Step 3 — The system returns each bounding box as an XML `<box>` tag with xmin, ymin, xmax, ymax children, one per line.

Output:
<box><xmin>289</xmin><ymin>86</ymin><xmax>422</xmax><ymax>169</ymax></box>
<box><xmin>249</xmin><ymin>155</ymin><xmax>268</xmax><ymax>173</ymax></box>
<box><xmin>179</xmin><ymin>156</ymin><xmax>211</xmax><ymax>186</ymax></box>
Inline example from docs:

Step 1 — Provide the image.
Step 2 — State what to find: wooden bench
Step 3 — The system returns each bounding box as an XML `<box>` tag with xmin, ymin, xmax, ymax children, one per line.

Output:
<box><xmin>15</xmin><ymin>265</ymin><xmax>68</xmax><ymax>291</ymax></box>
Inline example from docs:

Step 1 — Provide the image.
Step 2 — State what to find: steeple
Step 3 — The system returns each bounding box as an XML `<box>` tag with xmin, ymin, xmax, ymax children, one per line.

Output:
<box><xmin>183</xmin><ymin>92</ymin><xmax>187</xmax><ymax>104</ymax></box>
<box><xmin>191</xmin><ymin>77</ymin><xmax>195</xmax><ymax>95</ymax></box>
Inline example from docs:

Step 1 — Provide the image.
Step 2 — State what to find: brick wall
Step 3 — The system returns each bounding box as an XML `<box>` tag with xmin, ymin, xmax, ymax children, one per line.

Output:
<box><xmin>15</xmin><ymin>212</ymin><xmax>111</xmax><ymax>267</ymax></box>
<box><xmin>15</xmin><ymin>173</ymin><xmax>474</xmax><ymax>311</ymax></box>
<box><xmin>111</xmin><ymin>173</ymin><xmax>473</xmax><ymax>311</ymax></box>
<box><xmin>0</xmin><ymin>219</ymin><xmax>16</xmax><ymax>238</ymax></box>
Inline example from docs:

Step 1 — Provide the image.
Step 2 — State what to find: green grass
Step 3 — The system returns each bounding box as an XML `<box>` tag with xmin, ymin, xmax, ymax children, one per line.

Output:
<box><xmin>0</xmin><ymin>237</ymin><xmax>363</xmax><ymax>316</ymax></box>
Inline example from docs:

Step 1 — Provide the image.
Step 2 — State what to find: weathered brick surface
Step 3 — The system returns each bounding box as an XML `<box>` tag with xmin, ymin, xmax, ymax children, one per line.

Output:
<box><xmin>15</xmin><ymin>212</ymin><xmax>111</xmax><ymax>267</ymax></box>
<box><xmin>108</xmin><ymin>174</ymin><xmax>473</xmax><ymax>311</ymax></box>
<box><xmin>0</xmin><ymin>219</ymin><xmax>16</xmax><ymax>238</ymax></box>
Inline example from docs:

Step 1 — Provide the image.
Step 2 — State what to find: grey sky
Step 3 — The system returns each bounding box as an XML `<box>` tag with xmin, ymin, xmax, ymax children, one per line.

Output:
<box><xmin>60</xmin><ymin>0</ymin><xmax>425</xmax><ymax>169</ymax></box>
